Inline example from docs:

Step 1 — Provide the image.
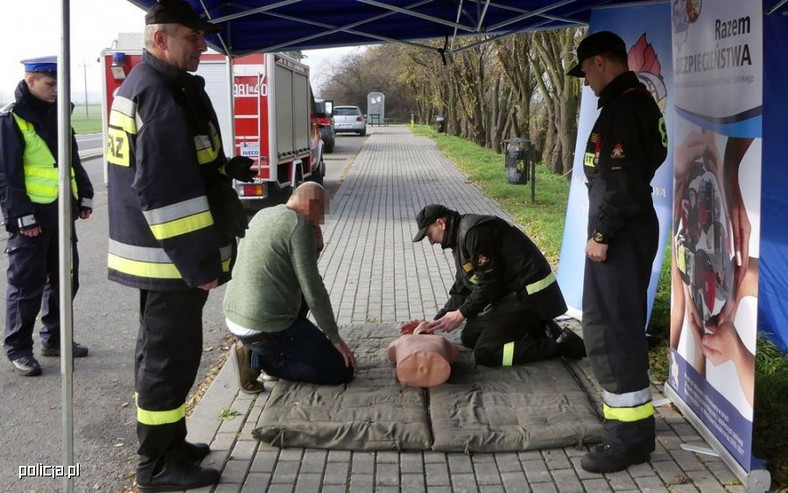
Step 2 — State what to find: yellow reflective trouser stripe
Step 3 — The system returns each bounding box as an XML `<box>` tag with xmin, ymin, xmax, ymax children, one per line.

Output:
<box><xmin>502</xmin><ymin>342</ymin><xmax>514</xmax><ymax>367</ymax></box>
<box><xmin>108</xmin><ymin>253</ymin><xmax>182</xmax><ymax>279</ymax></box>
<box><xmin>525</xmin><ymin>272</ymin><xmax>556</xmax><ymax>295</ymax></box>
<box><xmin>222</xmin><ymin>255</ymin><xmax>231</xmax><ymax>273</ymax></box>
<box><xmin>148</xmin><ymin>211</ymin><xmax>214</xmax><ymax>240</ymax></box>
<box><xmin>136</xmin><ymin>397</ymin><xmax>185</xmax><ymax>426</ymax></box>
<box><xmin>603</xmin><ymin>402</ymin><xmax>655</xmax><ymax>422</ymax></box>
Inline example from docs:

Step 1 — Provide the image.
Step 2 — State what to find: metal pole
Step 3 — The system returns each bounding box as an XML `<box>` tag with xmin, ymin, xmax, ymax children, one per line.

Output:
<box><xmin>530</xmin><ymin>148</ymin><xmax>536</xmax><ymax>204</ymax></box>
<box><xmin>58</xmin><ymin>1</ymin><xmax>75</xmax><ymax>491</ymax></box>
<box><xmin>226</xmin><ymin>54</ymin><xmax>235</xmax><ymax>154</ymax></box>
<box><xmin>82</xmin><ymin>59</ymin><xmax>88</xmax><ymax>119</ymax></box>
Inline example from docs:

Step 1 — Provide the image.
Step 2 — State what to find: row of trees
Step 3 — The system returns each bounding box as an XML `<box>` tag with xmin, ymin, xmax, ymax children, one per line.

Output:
<box><xmin>315</xmin><ymin>28</ymin><xmax>586</xmax><ymax>175</ymax></box>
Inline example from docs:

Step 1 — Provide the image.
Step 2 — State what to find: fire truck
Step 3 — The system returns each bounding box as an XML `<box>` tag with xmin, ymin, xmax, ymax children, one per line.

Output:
<box><xmin>101</xmin><ymin>46</ymin><xmax>325</xmax><ymax>209</ymax></box>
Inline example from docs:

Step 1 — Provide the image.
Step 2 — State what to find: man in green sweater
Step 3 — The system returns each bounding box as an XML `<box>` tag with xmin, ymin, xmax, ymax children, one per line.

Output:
<box><xmin>223</xmin><ymin>182</ymin><xmax>356</xmax><ymax>386</ymax></box>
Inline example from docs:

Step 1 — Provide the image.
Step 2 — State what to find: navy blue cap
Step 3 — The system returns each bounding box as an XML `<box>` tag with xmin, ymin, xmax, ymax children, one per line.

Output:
<box><xmin>145</xmin><ymin>0</ymin><xmax>221</xmax><ymax>33</ymax></box>
<box><xmin>21</xmin><ymin>56</ymin><xmax>57</xmax><ymax>75</ymax></box>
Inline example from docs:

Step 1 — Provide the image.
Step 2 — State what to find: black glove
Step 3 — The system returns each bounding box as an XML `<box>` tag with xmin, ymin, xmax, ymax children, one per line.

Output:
<box><xmin>225</xmin><ymin>156</ymin><xmax>257</xmax><ymax>183</ymax></box>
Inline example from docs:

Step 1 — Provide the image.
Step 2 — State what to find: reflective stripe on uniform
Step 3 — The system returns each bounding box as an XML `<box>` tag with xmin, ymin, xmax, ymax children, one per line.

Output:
<box><xmin>220</xmin><ymin>244</ymin><xmax>232</xmax><ymax>273</ymax></box>
<box><xmin>142</xmin><ymin>197</ymin><xmax>214</xmax><ymax>240</ymax></box>
<box><xmin>525</xmin><ymin>271</ymin><xmax>556</xmax><ymax>295</ymax></box>
<box><xmin>108</xmin><ymin>240</ymin><xmax>233</xmax><ymax>279</ymax></box>
<box><xmin>602</xmin><ymin>388</ymin><xmax>654</xmax><ymax>422</ymax></box>
<box><xmin>502</xmin><ymin>342</ymin><xmax>514</xmax><ymax>366</ymax></box>
<box><xmin>603</xmin><ymin>401</ymin><xmax>654</xmax><ymax>422</ymax></box>
<box><xmin>194</xmin><ymin>133</ymin><xmax>220</xmax><ymax>165</ymax></box>
<box><xmin>108</xmin><ymin>252</ymin><xmax>182</xmax><ymax>279</ymax></box>
<box><xmin>584</xmin><ymin>152</ymin><xmax>596</xmax><ymax>167</ymax></box>
<box><xmin>603</xmin><ymin>388</ymin><xmax>652</xmax><ymax>408</ymax></box>
<box><xmin>135</xmin><ymin>393</ymin><xmax>185</xmax><ymax>426</ymax></box>
<box><xmin>107</xmin><ymin>97</ymin><xmax>139</xmax><ymax>167</ymax></box>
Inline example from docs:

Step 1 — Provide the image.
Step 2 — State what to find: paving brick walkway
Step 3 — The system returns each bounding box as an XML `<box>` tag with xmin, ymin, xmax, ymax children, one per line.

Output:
<box><xmin>185</xmin><ymin>126</ymin><xmax>745</xmax><ymax>493</ymax></box>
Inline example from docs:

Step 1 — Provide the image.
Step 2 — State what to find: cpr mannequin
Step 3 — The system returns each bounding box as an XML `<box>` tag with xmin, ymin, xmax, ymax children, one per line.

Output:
<box><xmin>388</xmin><ymin>320</ymin><xmax>460</xmax><ymax>388</ymax></box>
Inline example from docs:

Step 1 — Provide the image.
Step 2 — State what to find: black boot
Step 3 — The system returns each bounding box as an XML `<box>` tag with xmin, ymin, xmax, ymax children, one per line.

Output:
<box><xmin>580</xmin><ymin>443</ymin><xmax>650</xmax><ymax>473</ymax></box>
<box><xmin>137</xmin><ymin>455</ymin><xmax>220</xmax><ymax>492</ymax></box>
<box><xmin>548</xmin><ymin>321</ymin><xmax>586</xmax><ymax>359</ymax></box>
<box><xmin>179</xmin><ymin>441</ymin><xmax>210</xmax><ymax>464</ymax></box>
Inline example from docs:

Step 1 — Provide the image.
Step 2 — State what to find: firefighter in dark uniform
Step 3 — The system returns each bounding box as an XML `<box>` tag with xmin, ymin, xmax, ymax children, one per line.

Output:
<box><xmin>106</xmin><ymin>2</ymin><xmax>254</xmax><ymax>491</ymax></box>
<box><xmin>413</xmin><ymin>204</ymin><xmax>585</xmax><ymax>365</ymax></box>
<box><xmin>0</xmin><ymin>56</ymin><xmax>93</xmax><ymax>377</ymax></box>
<box><xmin>567</xmin><ymin>31</ymin><xmax>668</xmax><ymax>473</ymax></box>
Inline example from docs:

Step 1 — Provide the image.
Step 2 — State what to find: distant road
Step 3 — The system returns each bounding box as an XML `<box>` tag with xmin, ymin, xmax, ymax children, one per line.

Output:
<box><xmin>76</xmin><ymin>133</ymin><xmax>103</xmax><ymax>159</ymax></box>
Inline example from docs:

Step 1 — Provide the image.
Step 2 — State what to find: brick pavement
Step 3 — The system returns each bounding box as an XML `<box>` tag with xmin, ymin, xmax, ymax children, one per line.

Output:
<box><xmin>184</xmin><ymin>126</ymin><xmax>745</xmax><ymax>492</ymax></box>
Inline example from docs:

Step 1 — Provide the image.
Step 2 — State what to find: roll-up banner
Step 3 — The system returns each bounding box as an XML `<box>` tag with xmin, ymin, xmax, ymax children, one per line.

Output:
<box><xmin>556</xmin><ymin>2</ymin><xmax>674</xmax><ymax>328</ymax></box>
<box><xmin>666</xmin><ymin>0</ymin><xmax>770</xmax><ymax>488</ymax></box>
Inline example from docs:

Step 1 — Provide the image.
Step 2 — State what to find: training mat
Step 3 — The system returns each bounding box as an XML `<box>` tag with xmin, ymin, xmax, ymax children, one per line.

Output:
<box><xmin>429</xmin><ymin>352</ymin><xmax>603</xmax><ymax>452</ymax></box>
<box><xmin>253</xmin><ymin>325</ymin><xmax>433</xmax><ymax>450</ymax></box>
<box><xmin>253</xmin><ymin>324</ymin><xmax>603</xmax><ymax>451</ymax></box>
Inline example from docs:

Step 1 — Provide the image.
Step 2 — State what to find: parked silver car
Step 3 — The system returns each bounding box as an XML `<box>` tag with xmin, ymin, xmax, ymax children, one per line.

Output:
<box><xmin>333</xmin><ymin>105</ymin><xmax>367</xmax><ymax>136</ymax></box>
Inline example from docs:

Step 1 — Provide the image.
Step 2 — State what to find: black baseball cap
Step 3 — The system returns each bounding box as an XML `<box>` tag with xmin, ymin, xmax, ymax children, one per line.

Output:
<box><xmin>567</xmin><ymin>31</ymin><xmax>627</xmax><ymax>77</ymax></box>
<box><xmin>145</xmin><ymin>0</ymin><xmax>221</xmax><ymax>33</ymax></box>
<box><xmin>413</xmin><ymin>204</ymin><xmax>452</xmax><ymax>242</ymax></box>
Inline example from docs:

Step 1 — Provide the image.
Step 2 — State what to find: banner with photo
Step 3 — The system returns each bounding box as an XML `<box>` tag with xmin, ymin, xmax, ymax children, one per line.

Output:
<box><xmin>556</xmin><ymin>2</ymin><xmax>674</xmax><ymax>327</ymax></box>
<box><xmin>668</xmin><ymin>0</ymin><xmax>762</xmax><ymax>471</ymax></box>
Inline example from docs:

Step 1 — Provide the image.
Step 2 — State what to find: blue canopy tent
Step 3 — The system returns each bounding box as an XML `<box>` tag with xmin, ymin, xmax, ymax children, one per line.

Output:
<box><xmin>125</xmin><ymin>0</ymin><xmax>668</xmax><ymax>55</ymax></box>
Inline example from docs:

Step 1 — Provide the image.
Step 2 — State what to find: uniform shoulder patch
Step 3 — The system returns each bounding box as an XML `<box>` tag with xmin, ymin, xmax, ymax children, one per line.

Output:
<box><xmin>476</xmin><ymin>254</ymin><xmax>490</xmax><ymax>267</ymax></box>
<box><xmin>462</xmin><ymin>262</ymin><xmax>473</xmax><ymax>273</ymax></box>
<box><xmin>611</xmin><ymin>143</ymin><xmax>626</xmax><ymax>159</ymax></box>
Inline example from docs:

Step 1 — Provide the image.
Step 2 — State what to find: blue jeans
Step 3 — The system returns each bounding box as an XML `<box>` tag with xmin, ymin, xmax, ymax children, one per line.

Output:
<box><xmin>241</xmin><ymin>317</ymin><xmax>353</xmax><ymax>385</ymax></box>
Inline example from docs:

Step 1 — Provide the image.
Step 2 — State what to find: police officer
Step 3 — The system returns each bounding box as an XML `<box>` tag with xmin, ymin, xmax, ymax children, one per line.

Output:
<box><xmin>567</xmin><ymin>31</ymin><xmax>668</xmax><ymax>473</ymax></box>
<box><xmin>413</xmin><ymin>204</ymin><xmax>585</xmax><ymax>366</ymax></box>
<box><xmin>0</xmin><ymin>56</ymin><xmax>93</xmax><ymax>377</ymax></box>
<box><xmin>106</xmin><ymin>1</ymin><xmax>254</xmax><ymax>490</ymax></box>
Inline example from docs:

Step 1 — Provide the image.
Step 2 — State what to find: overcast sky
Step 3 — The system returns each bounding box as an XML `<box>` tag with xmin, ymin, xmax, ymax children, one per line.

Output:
<box><xmin>0</xmin><ymin>0</ymin><xmax>355</xmax><ymax>103</ymax></box>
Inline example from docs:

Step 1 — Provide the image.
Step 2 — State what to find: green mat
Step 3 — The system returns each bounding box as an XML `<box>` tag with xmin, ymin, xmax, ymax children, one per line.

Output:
<box><xmin>253</xmin><ymin>324</ymin><xmax>602</xmax><ymax>452</ymax></box>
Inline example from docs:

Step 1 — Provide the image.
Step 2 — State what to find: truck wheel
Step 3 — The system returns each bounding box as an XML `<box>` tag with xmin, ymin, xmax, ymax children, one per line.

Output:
<box><xmin>312</xmin><ymin>164</ymin><xmax>324</xmax><ymax>184</ymax></box>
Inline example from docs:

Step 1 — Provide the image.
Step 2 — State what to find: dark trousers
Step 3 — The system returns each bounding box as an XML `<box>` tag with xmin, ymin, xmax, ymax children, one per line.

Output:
<box><xmin>583</xmin><ymin>210</ymin><xmax>658</xmax><ymax>456</ymax></box>
<box><xmin>135</xmin><ymin>288</ymin><xmax>208</xmax><ymax>481</ymax></box>
<box><xmin>4</xmin><ymin>225</ymin><xmax>79</xmax><ymax>360</ymax></box>
<box><xmin>240</xmin><ymin>317</ymin><xmax>354</xmax><ymax>385</ymax></box>
<box><xmin>461</xmin><ymin>292</ymin><xmax>558</xmax><ymax>367</ymax></box>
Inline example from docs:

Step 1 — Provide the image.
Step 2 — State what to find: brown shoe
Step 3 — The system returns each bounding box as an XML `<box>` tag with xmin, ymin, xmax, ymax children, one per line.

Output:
<box><xmin>230</xmin><ymin>343</ymin><xmax>265</xmax><ymax>394</ymax></box>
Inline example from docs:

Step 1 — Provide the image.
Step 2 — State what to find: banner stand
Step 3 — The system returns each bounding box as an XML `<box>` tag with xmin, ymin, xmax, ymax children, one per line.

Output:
<box><xmin>663</xmin><ymin>384</ymin><xmax>770</xmax><ymax>492</ymax></box>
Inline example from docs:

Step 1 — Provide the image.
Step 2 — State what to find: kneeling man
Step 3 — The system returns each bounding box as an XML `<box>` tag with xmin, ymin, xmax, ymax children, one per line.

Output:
<box><xmin>413</xmin><ymin>204</ymin><xmax>585</xmax><ymax>366</ymax></box>
<box><xmin>223</xmin><ymin>183</ymin><xmax>356</xmax><ymax>386</ymax></box>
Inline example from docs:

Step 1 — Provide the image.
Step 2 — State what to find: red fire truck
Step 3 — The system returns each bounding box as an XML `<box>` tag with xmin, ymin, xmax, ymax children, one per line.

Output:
<box><xmin>101</xmin><ymin>48</ymin><xmax>325</xmax><ymax>208</ymax></box>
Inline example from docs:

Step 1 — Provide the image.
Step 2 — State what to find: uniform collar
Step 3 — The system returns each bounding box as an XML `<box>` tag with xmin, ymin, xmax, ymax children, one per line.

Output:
<box><xmin>142</xmin><ymin>49</ymin><xmax>197</xmax><ymax>87</ymax></box>
<box><xmin>440</xmin><ymin>210</ymin><xmax>461</xmax><ymax>250</ymax></box>
<box><xmin>13</xmin><ymin>79</ymin><xmax>55</xmax><ymax>120</ymax></box>
<box><xmin>597</xmin><ymin>71</ymin><xmax>642</xmax><ymax>109</ymax></box>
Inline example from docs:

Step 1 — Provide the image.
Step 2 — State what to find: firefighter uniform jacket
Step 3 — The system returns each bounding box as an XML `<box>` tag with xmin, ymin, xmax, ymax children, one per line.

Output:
<box><xmin>583</xmin><ymin>71</ymin><xmax>667</xmax><ymax>241</ymax></box>
<box><xmin>0</xmin><ymin>80</ymin><xmax>93</xmax><ymax>232</ymax></box>
<box><xmin>437</xmin><ymin>212</ymin><xmax>566</xmax><ymax>321</ymax></box>
<box><xmin>107</xmin><ymin>51</ymin><xmax>244</xmax><ymax>291</ymax></box>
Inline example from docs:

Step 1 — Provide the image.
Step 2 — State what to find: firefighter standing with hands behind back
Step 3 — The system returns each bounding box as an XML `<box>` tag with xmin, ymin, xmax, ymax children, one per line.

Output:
<box><xmin>0</xmin><ymin>56</ymin><xmax>94</xmax><ymax>377</ymax></box>
<box><xmin>567</xmin><ymin>31</ymin><xmax>668</xmax><ymax>473</ymax></box>
<box><xmin>106</xmin><ymin>1</ymin><xmax>255</xmax><ymax>490</ymax></box>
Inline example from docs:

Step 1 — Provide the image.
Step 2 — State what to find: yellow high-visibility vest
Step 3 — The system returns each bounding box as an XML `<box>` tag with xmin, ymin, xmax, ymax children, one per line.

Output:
<box><xmin>12</xmin><ymin>112</ymin><xmax>77</xmax><ymax>204</ymax></box>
